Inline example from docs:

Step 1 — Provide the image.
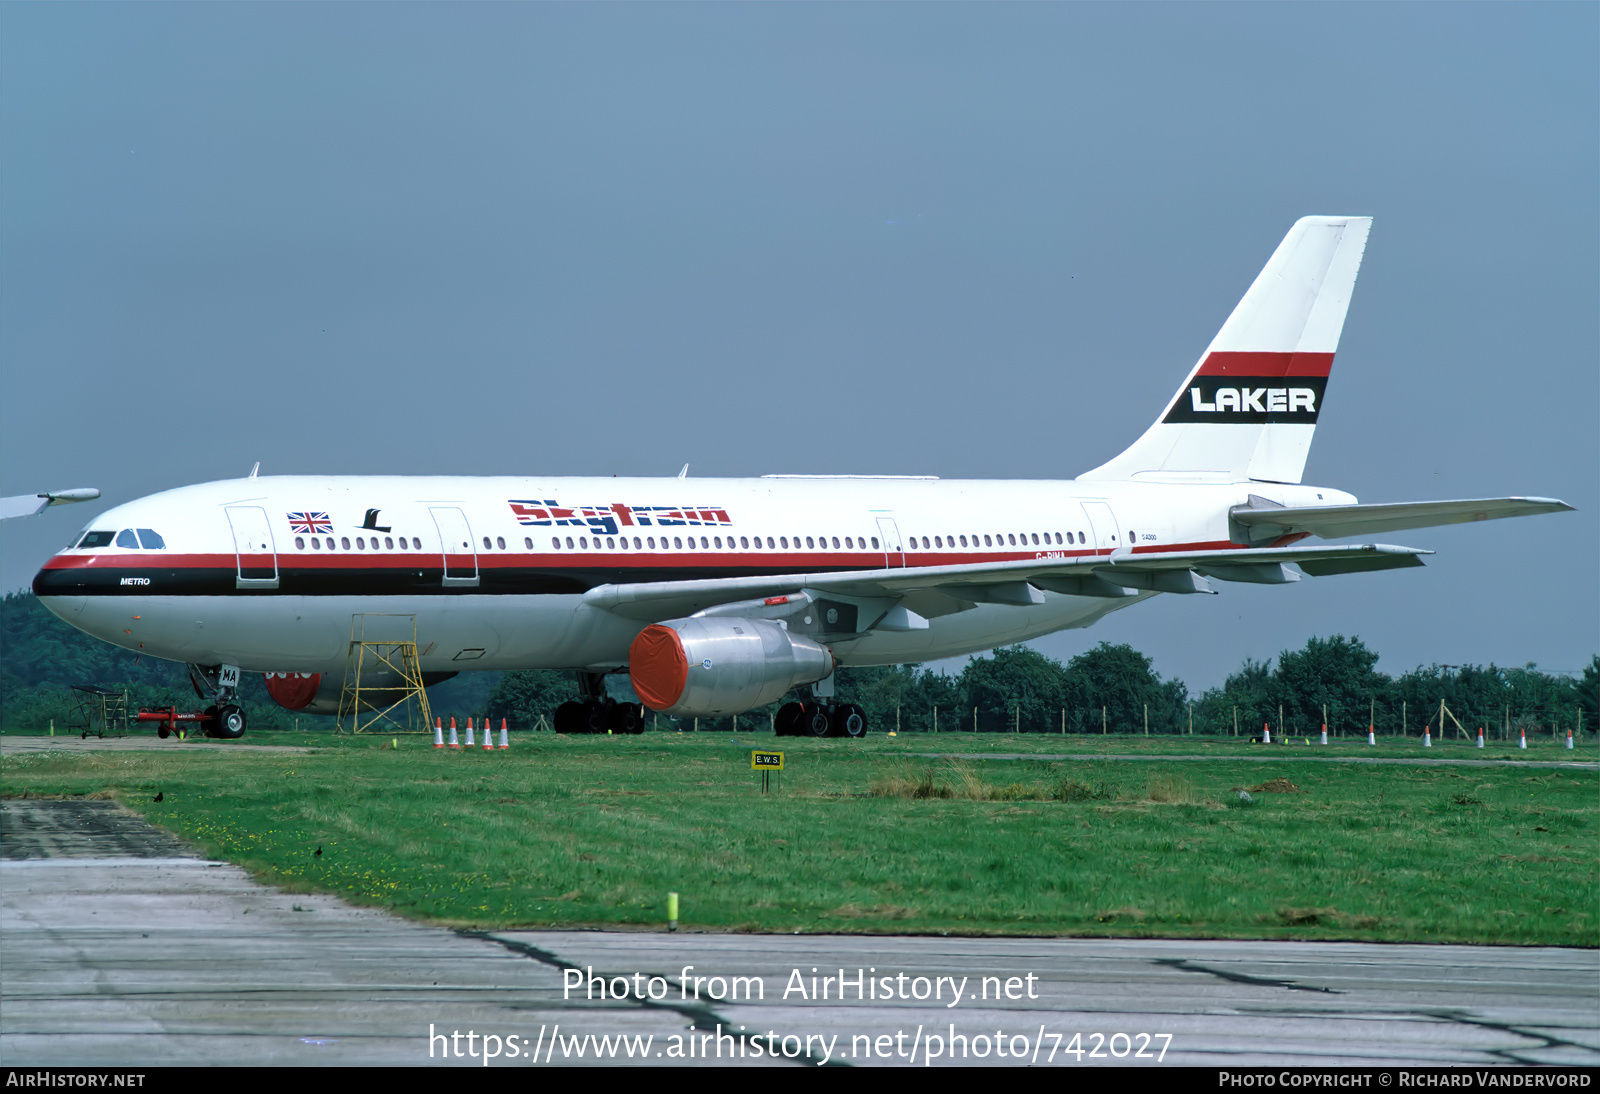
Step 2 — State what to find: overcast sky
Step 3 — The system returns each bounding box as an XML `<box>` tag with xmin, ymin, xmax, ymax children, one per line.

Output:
<box><xmin>2</xmin><ymin>3</ymin><xmax>1594</xmax><ymax>693</ymax></box>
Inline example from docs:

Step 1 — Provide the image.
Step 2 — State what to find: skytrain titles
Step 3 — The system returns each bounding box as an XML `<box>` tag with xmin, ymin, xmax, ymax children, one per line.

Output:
<box><xmin>509</xmin><ymin>501</ymin><xmax>732</xmax><ymax>538</ymax></box>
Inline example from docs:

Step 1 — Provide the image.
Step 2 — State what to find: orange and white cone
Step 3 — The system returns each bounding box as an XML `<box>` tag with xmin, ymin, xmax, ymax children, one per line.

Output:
<box><xmin>433</xmin><ymin>718</ymin><xmax>444</xmax><ymax>749</ymax></box>
<box><xmin>465</xmin><ymin>718</ymin><xmax>475</xmax><ymax>749</ymax></box>
<box><xmin>1320</xmin><ymin>723</ymin><xmax>1328</xmax><ymax>746</ymax></box>
<box><xmin>448</xmin><ymin>718</ymin><xmax>460</xmax><ymax>749</ymax></box>
<box><xmin>1423</xmin><ymin>726</ymin><xmax>1432</xmax><ymax>747</ymax></box>
<box><xmin>1367</xmin><ymin>725</ymin><xmax>1376</xmax><ymax>746</ymax></box>
<box><xmin>499</xmin><ymin>718</ymin><xmax>509</xmax><ymax>750</ymax></box>
<box><xmin>1567</xmin><ymin>727</ymin><xmax>1574</xmax><ymax>750</ymax></box>
<box><xmin>1262</xmin><ymin>723</ymin><xmax>1271</xmax><ymax>745</ymax></box>
<box><xmin>1476</xmin><ymin>728</ymin><xmax>1484</xmax><ymax>749</ymax></box>
<box><xmin>1519</xmin><ymin>726</ymin><xmax>1527</xmax><ymax>750</ymax></box>
<box><xmin>483</xmin><ymin>718</ymin><xmax>494</xmax><ymax>750</ymax></box>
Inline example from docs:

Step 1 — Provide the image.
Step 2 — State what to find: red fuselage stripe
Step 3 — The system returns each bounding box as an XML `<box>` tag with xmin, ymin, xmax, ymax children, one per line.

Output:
<box><xmin>40</xmin><ymin>539</ymin><xmax>1247</xmax><ymax>574</ymax></box>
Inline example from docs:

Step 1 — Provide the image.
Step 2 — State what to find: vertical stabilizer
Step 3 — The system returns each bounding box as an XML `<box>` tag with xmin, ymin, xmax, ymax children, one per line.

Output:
<box><xmin>1080</xmin><ymin>216</ymin><xmax>1371</xmax><ymax>484</ymax></box>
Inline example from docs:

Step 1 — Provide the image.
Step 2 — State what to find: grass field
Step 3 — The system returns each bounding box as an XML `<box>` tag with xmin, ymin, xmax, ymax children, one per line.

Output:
<box><xmin>3</xmin><ymin>730</ymin><xmax>1595</xmax><ymax>946</ymax></box>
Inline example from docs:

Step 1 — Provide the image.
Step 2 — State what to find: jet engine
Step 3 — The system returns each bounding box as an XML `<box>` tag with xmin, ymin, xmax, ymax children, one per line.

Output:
<box><xmin>628</xmin><ymin>618</ymin><xmax>833</xmax><ymax>716</ymax></box>
<box><xmin>262</xmin><ymin>670</ymin><xmax>458</xmax><ymax>715</ymax></box>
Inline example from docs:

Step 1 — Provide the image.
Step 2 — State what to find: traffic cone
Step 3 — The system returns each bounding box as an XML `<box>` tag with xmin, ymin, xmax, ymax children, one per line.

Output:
<box><xmin>448</xmin><ymin>718</ymin><xmax>460</xmax><ymax>749</ymax></box>
<box><xmin>1476</xmin><ymin>728</ymin><xmax>1484</xmax><ymax>749</ymax></box>
<box><xmin>483</xmin><ymin>718</ymin><xmax>494</xmax><ymax>750</ymax></box>
<box><xmin>1423</xmin><ymin>726</ymin><xmax>1432</xmax><ymax>747</ymax></box>
<box><xmin>499</xmin><ymin>718</ymin><xmax>509</xmax><ymax>750</ymax></box>
<box><xmin>1367</xmin><ymin>725</ymin><xmax>1376</xmax><ymax>746</ymax></box>
<box><xmin>433</xmin><ymin>718</ymin><xmax>444</xmax><ymax>749</ymax></box>
<box><xmin>1566</xmin><ymin>727</ymin><xmax>1574</xmax><ymax>750</ymax></box>
<box><xmin>465</xmin><ymin>718</ymin><xmax>475</xmax><ymax>749</ymax></box>
<box><xmin>1262</xmin><ymin>723</ymin><xmax>1271</xmax><ymax>745</ymax></box>
<box><xmin>1519</xmin><ymin>726</ymin><xmax>1527</xmax><ymax>750</ymax></box>
<box><xmin>1320</xmin><ymin>723</ymin><xmax>1328</xmax><ymax>746</ymax></box>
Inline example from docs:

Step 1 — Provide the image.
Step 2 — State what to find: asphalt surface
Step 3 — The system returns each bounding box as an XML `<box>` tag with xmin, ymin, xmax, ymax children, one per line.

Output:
<box><xmin>1</xmin><ymin>799</ymin><xmax>1596</xmax><ymax>1068</ymax></box>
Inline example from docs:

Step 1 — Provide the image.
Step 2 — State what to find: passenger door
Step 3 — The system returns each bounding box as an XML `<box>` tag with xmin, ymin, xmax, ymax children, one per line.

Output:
<box><xmin>1080</xmin><ymin>501</ymin><xmax>1124</xmax><ymax>556</ymax></box>
<box><xmin>225</xmin><ymin>507</ymin><xmax>279</xmax><ymax>589</ymax></box>
<box><xmin>875</xmin><ymin>517</ymin><xmax>905</xmax><ymax>568</ymax></box>
<box><xmin>429</xmin><ymin>507</ymin><xmax>479</xmax><ymax>588</ymax></box>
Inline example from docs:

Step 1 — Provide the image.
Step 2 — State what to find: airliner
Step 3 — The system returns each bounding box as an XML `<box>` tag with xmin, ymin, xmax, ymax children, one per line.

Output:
<box><xmin>31</xmin><ymin>217</ymin><xmax>1572</xmax><ymax>739</ymax></box>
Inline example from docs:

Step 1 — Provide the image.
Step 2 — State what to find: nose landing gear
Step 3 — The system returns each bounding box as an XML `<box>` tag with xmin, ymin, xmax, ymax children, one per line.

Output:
<box><xmin>188</xmin><ymin>664</ymin><xmax>247</xmax><ymax>739</ymax></box>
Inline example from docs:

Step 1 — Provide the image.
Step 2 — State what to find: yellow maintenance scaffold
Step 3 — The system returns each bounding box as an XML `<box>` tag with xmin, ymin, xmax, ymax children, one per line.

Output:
<box><xmin>336</xmin><ymin>613</ymin><xmax>433</xmax><ymax>734</ymax></box>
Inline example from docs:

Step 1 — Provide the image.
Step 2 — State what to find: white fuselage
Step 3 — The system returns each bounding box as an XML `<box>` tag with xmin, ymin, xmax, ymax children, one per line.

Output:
<box><xmin>34</xmin><ymin>473</ymin><xmax>1353</xmax><ymax>679</ymax></box>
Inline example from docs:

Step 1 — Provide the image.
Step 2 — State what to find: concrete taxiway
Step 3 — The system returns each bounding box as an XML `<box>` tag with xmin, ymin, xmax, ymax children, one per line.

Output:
<box><xmin>2</xmin><ymin>799</ymin><xmax>1596</xmax><ymax>1067</ymax></box>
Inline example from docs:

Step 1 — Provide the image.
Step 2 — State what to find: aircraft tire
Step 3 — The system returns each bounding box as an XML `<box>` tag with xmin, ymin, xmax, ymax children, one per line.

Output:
<box><xmin>834</xmin><ymin>703</ymin><xmax>867</xmax><ymax>738</ymax></box>
<box><xmin>609</xmin><ymin>702</ymin><xmax>642</xmax><ymax>735</ymax></box>
<box><xmin>213</xmin><ymin>704</ymin><xmax>247</xmax><ymax>740</ymax></box>
<box><xmin>775</xmin><ymin>702</ymin><xmax>805</xmax><ymax>737</ymax></box>
<box><xmin>805</xmin><ymin>705</ymin><xmax>834</xmax><ymax>738</ymax></box>
<box><xmin>553</xmin><ymin>701</ymin><xmax>585</xmax><ymax>734</ymax></box>
<box><xmin>583</xmin><ymin>700</ymin><xmax>610</xmax><ymax>734</ymax></box>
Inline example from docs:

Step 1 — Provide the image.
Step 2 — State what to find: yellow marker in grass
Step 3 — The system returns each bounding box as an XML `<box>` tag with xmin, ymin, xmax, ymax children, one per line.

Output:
<box><xmin>667</xmin><ymin>891</ymin><xmax>679</xmax><ymax>932</ymax></box>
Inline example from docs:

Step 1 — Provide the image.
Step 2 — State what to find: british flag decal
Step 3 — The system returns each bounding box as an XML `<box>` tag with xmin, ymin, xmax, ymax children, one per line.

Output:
<box><xmin>287</xmin><ymin>512</ymin><xmax>333</xmax><ymax>534</ymax></box>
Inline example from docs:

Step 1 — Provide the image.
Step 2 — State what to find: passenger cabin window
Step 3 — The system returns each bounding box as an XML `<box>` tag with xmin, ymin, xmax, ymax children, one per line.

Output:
<box><xmin>341</xmin><ymin>537</ymin><xmax>351</xmax><ymax>550</ymax></box>
<box><xmin>115</xmin><ymin>529</ymin><xmax>139</xmax><ymax>549</ymax></box>
<box><xmin>295</xmin><ymin>536</ymin><xmax>306</xmax><ymax>550</ymax></box>
<box><xmin>387</xmin><ymin>537</ymin><xmax>396</xmax><ymax>549</ymax></box>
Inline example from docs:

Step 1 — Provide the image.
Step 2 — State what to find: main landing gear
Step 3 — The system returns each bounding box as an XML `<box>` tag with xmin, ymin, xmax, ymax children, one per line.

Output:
<box><xmin>774</xmin><ymin>700</ymin><xmax>868</xmax><ymax>738</ymax></box>
<box><xmin>553</xmin><ymin>671</ymin><xmax>644</xmax><ymax>735</ymax></box>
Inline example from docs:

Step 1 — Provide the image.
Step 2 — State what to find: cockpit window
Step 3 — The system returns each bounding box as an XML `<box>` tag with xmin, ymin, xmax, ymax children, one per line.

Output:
<box><xmin>115</xmin><ymin>529</ymin><xmax>139</xmax><ymax>549</ymax></box>
<box><xmin>136</xmin><ymin>529</ymin><xmax>166</xmax><ymax>549</ymax></box>
<box><xmin>76</xmin><ymin>531</ymin><xmax>115</xmax><ymax>549</ymax></box>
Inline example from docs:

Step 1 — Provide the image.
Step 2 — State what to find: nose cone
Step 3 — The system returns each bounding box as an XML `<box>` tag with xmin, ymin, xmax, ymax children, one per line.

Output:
<box><xmin>33</xmin><ymin>564</ymin><xmax>88</xmax><ymax>621</ymax></box>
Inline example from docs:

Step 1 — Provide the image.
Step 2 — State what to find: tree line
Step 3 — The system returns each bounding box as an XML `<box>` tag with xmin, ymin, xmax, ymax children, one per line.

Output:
<box><xmin>2</xmin><ymin>590</ymin><xmax>1593</xmax><ymax>737</ymax></box>
<box><xmin>485</xmin><ymin>636</ymin><xmax>1596</xmax><ymax>740</ymax></box>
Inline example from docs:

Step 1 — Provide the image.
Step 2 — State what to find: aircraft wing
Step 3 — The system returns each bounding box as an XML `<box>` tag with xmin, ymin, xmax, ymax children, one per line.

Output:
<box><xmin>1230</xmin><ymin>496</ymin><xmax>1573</xmax><ymax>542</ymax></box>
<box><xmin>0</xmin><ymin>488</ymin><xmax>100</xmax><ymax>521</ymax></box>
<box><xmin>583</xmin><ymin>542</ymin><xmax>1432</xmax><ymax>623</ymax></box>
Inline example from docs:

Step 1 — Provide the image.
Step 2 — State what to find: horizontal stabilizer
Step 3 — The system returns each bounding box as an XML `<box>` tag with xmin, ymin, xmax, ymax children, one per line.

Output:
<box><xmin>1231</xmin><ymin>496</ymin><xmax>1574</xmax><ymax>543</ymax></box>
